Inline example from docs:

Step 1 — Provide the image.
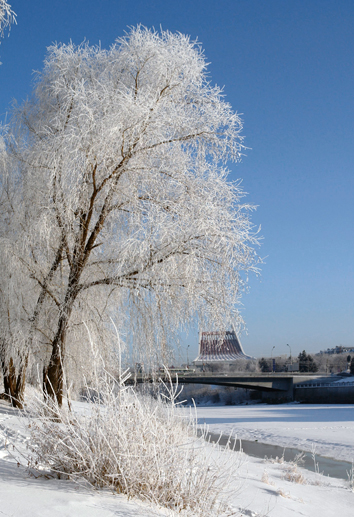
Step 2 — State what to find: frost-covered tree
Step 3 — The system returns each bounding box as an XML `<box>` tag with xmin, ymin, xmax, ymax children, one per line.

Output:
<box><xmin>4</xmin><ymin>27</ymin><xmax>260</xmax><ymax>404</ymax></box>
<box><xmin>0</xmin><ymin>136</ymin><xmax>36</xmax><ymax>408</ymax></box>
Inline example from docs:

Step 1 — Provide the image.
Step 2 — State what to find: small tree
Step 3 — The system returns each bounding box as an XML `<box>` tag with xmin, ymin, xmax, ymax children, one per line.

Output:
<box><xmin>298</xmin><ymin>350</ymin><xmax>318</xmax><ymax>373</ymax></box>
<box><xmin>258</xmin><ymin>358</ymin><xmax>271</xmax><ymax>373</ymax></box>
<box><xmin>350</xmin><ymin>357</ymin><xmax>354</xmax><ymax>375</ymax></box>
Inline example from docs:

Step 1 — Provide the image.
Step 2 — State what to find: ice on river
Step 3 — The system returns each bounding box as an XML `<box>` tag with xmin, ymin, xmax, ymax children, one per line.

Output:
<box><xmin>196</xmin><ymin>403</ymin><xmax>354</xmax><ymax>462</ymax></box>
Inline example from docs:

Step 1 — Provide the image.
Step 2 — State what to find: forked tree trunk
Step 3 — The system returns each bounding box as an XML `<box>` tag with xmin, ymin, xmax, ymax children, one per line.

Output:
<box><xmin>43</xmin><ymin>169</ymin><xmax>114</xmax><ymax>405</ymax></box>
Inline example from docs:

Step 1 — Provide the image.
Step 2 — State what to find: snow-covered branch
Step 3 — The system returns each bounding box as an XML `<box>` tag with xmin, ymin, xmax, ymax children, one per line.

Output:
<box><xmin>0</xmin><ymin>1</ymin><xmax>15</xmax><ymax>39</ymax></box>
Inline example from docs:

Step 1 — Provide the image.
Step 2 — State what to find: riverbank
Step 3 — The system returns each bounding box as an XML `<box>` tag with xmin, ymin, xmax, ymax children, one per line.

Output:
<box><xmin>196</xmin><ymin>403</ymin><xmax>354</xmax><ymax>516</ymax></box>
<box><xmin>1</xmin><ymin>399</ymin><xmax>353</xmax><ymax>516</ymax></box>
<box><xmin>205</xmin><ymin>432</ymin><xmax>353</xmax><ymax>480</ymax></box>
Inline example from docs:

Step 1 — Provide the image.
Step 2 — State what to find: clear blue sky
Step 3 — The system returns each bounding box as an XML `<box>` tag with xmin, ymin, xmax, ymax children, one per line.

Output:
<box><xmin>1</xmin><ymin>0</ymin><xmax>353</xmax><ymax>360</ymax></box>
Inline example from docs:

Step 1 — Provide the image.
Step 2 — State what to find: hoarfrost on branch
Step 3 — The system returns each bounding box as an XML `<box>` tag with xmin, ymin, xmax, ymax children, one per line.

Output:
<box><xmin>0</xmin><ymin>1</ymin><xmax>16</xmax><ymax>39</ymax></box>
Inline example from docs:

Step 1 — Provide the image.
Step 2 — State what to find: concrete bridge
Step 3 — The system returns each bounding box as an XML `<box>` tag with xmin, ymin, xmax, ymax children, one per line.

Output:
<box><xmin>129</xmin><ymin>371</ymin><xmax>337</xmax><ymax>402</ymax></box>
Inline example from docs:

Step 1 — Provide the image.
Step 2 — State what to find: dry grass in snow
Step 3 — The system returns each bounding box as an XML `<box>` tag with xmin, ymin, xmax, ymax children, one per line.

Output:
<box><xmin>23</xmin><ymin>366</ymin><xmax>243</xmax><ymax>516</ymax></box>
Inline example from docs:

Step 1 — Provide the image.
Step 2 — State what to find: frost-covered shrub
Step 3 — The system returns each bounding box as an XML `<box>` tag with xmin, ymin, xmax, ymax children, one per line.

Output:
<box><xmin>25</xmin><ymin>368</ymin><xmax>242</xmax><ymax>516</ymax></box>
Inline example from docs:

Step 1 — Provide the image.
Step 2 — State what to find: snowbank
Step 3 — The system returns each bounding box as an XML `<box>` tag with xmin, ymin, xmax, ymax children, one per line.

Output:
<box><xmin>1</xmin><ymin>399</ymin><xmax>354</xmax><ymax>516</ymax></box>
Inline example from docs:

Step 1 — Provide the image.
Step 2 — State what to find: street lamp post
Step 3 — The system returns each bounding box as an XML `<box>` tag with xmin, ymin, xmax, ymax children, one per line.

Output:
<box><xmin>187</xmin><ymin>344</ymin><xmax>190</xmax><ymax>366</ymax></box>
<box><xmin>287</xmin><ymin>344</ymin><xmax>292</xmax><ymax>364</ymax></box>
<box><xmin>271</xmin><ymin>346</ymin><xmax>275</xmax><ymax>372</ymax></box>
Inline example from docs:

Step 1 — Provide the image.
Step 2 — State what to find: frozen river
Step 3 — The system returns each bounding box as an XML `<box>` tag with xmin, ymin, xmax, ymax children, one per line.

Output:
<box><xmin>196</xmin><ymin>403</ymin><xmax>354</xmax><ymax>462</ymax></box>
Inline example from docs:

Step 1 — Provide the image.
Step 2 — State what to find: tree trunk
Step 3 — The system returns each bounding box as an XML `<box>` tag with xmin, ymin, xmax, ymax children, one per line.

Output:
<box><xmin>43</xmin><ymin>351</ymin><xmax>63</xmax><ymax>406</ymax></box>
<box><xmin>43</xmin><ymin>296</ymin><xmax>76</xmax><ymax>406</ymax></box>
<box><xmin>1</xmin><ymin>355</ymin><xmax>28</xmax><ymax>409</ymax></box>
<box><xmin>13</xmin><ymin>356</ymin><xmax>27</xmax><ymax>409</ymax></box>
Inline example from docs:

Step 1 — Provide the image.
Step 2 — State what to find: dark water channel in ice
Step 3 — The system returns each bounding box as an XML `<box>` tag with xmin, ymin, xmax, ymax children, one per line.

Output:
<box><xmin>204</xmin><ymin>431</ymin><xmax>353</xmax><ymax>481</ymax></box>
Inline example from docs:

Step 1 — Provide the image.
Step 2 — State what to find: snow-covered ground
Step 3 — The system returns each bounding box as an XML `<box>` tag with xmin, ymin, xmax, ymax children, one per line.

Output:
<box><xmin>197</xmin><ymin>403</ymin><xmax>354</xmax><ymax>516</ymax></box>
<box><xmin>0</xmin><ymin>400</ymin><xmax>168</xmax><ymax>517</ymax></box>
<box><xmin>1</xmin><ymin>399</ymin><xmax>353</xmax><ymax>516</ymax></box>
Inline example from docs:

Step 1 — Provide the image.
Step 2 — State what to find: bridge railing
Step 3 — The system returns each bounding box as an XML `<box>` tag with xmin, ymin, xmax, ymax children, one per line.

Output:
<box><xmin>161</xmin><ymin>371</ymin><xmax>333</xmax><ymax>378</ymax></box>
<box><xmin>295</xmin><ymin>381</ymin><xmax>354</xmax><ymax>388</ymax></box>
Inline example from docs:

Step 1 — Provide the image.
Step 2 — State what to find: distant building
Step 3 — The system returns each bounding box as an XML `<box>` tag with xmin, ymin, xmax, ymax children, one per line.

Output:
<box><xmin>318</xmin><ymin>346</ymin><xmax>354</xmax><ymax>355</ymax></box>
<box><xmin>193</xmin><ymin>330</ymin><xmax>253</xmax><ymax>366</ymax></box>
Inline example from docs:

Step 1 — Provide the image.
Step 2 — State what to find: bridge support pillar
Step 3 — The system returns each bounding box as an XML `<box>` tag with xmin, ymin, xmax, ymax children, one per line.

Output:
<box><xmin>261</xmin><ymin>378</ymin><xmax>294</xmax><ymax>403</ymax></box>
